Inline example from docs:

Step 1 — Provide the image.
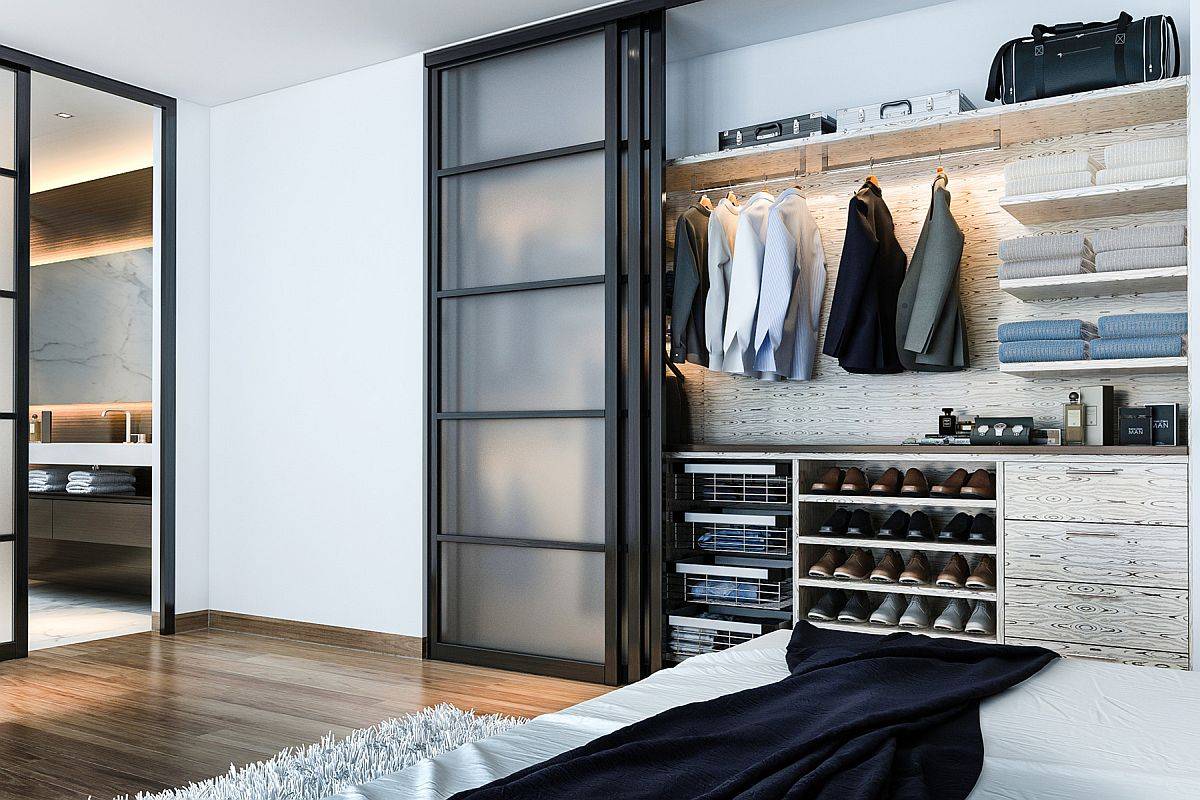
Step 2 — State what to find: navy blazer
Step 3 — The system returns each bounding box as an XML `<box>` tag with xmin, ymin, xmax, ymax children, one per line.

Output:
<box><xmin>822</xmin><ymin>181</ymin><xmax>908</xmax><ymax>374</ymax></box>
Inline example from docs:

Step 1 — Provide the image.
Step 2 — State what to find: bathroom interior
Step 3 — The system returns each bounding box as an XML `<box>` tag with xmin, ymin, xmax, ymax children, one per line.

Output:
<box><xmin>25</xmin><ymin>73</ymin><xmax>157</xmax><ymax>650</ymax></box>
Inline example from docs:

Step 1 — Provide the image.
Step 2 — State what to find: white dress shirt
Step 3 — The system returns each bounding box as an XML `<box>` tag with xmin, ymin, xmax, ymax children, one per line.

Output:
<box><xmin>703</xmin><ymin>198</ymin><xmax>740</xmax><ymax>370</ymax></box>
<box><xmin>721</xmin><ymin>192</ymin><xmax>775</xmax><ymax>375</ymax></box>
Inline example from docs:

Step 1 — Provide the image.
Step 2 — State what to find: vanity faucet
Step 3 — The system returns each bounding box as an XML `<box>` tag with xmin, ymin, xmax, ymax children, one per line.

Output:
<box><xmin>102</xmin><ymin>409</ymin><xmax>133</xmax><ymax>444</ymax></box>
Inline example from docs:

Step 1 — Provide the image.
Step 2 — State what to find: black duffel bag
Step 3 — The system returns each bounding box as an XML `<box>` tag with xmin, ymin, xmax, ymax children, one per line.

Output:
<box><xmin>986</xmin><ymin>12</ymin><xmax>1178</xmax><ymax>104</ymax></box>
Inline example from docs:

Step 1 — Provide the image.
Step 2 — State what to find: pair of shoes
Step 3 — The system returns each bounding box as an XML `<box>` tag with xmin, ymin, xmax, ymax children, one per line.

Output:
<box><xmin>934</xmin><ymin>600</ymin><xmax>995</xmax><ymax>634</ymax></box>
<box><xmin>810</xmin><ymin>467</ymin><xmax>870</xmax><ymax>495</ymax></box>
<box><xmin>868</xmin><ymin>467</ymin><xmax>931</xmax><ymax>497</ymax></box>
<box><xmin>810</xmin><ymin>467</ymin><xmax>932</xmax><ymax>497</ymax></box>
<box><xmin>869</xmin><ymin>593</ymin><xmax>932</xmax><ymax>628</ymax></box>
<box><xmin>936</xmin><ymin>513</ymin><xmax>996</xmax><ymax>544</ymax></box>
<box><xmin>808</xmin><ymin>547</ymin><xmax>874</xmax><ymax>580</ymax></box>
<box><xmin>817</xmin><ymin>507</ymin><xmax>875</xmax><ymax>537</ymax></box>
<box><xmin>931</xmin><ymin>468</ymin><xmax>995</xmax><ymax>500</ymax></box>
<box><xmin>935</xmin><ymin>554</ymin><xmax>996</xmax><ymax>590</ymax></box>
<box><xmin>807</xmin><ymin>589</ymin><xmax>863</xmax><ymax>622</ymax></box>
<box><xmin>875</xmin><ymin>510</ymin><xmax>934</xmax><ymax>541</ymax></box>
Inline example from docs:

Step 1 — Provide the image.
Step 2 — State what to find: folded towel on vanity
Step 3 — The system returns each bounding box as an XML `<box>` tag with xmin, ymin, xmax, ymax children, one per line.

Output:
<box><xmin>1097</xmin><ymin>312</ymin><xmax>1188</xmax><ymax>339</ymax></box>
<box><xmin>1092</xmin><ymin>223</ymin><xmax>1187</xmax><ymax>252</ymax></box>
<box><xmin>1090</xmin><ymin>336</ymin><xmax>1185</xmax><ymax>360</ymax></box>
<box><xmin>998</xmin><ymin>232</ymin><xmax>1092</xmax><ymax>262</ymax></box>
<box><xmin>998</xmin><ymin>339</ymin><xmax>1088</xmax><ymax>363</ymax></box>
<box><xmin>29</xmin><ymin>484</ymin><xmax>66</xmax><ymax>493</ymax></box>
<box><xmin>998</xmin><ymin>257</ymin><xmax>1095</xmax><ymax>281</ymax></box>
<box><xmin>1005</xmin><ymin>171</ymin><xmax>1095</xmax><ymax>197</ymax></box>
<box><xmin>997</xmin><ymin>319</ymin><xmax>1097</xmax><ymax>343</ymax></box>
<box><xmin>67</xmin><ymin>470</ymin><xmax>136</xmax><ymax>486</ymax></box>
<box><xmin>64</xmin><ymin>483</ymin><xmax>137</xmax><ymax>496</ymax></box>
<box><xmin>1003</xmin><ymin>152</ymin><xmax>1100</xmax><ymax>181</ymax></box>
<box><xmin>1104</xmin><ymin>136</ymin><xmax>1186</xmax><ymax>168</ymax></box>
<box><xmin>29</xmin><ymin>467</ymin><xmax>70</xmax><ymax>481</ymax></box>
<box><xmin>1096</xmin><ymin>160</ymin><xmax>1186</xmax><ymax>186</ymax></box>
<box><xmin>1095</xmin><ymin>246</ymin><xmax>1187</xmax><ymax>273</ymax></box>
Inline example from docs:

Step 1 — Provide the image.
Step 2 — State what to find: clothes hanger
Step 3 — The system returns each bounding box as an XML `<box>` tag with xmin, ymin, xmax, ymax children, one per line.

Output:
<box><xmin>699</xmin><ymin>194</ymin><xmax>714</xmax><ymax>211</ymax></box>
<box><xmin>725</xmin><ymin>191</ymin><xmax>739</xmax><ymax>206</ymax></box>
<box><xmin>865</xmin><ymin>174</ymin><xmax>880</xmax><ymax>188</ymax></box>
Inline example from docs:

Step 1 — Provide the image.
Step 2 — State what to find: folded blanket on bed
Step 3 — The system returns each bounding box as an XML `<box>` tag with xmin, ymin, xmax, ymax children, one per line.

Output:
<box><xmin>997</xmin><ymin>257</ymin><xmax>1094</xmax><ymax>281</ymax></box>
<box><xmin>450</xmin><ymin>623</ymin><xmax>1055</xmax><ymax>800</ymax></box>
<box><xmin>1092</xmin><ymin>222</ymin><xmax>1186</xmax><ymax>252</ymax></box>
<box><xmin>996</xmin><ymin>319</ymin><xmax>1096</xmax><ymax>342</ymax></box>
<box><xmin>1097</xmin><ymin>312</ymin><xmax>1187</xmax><ymax>338</ymax></box>
<box><xmin>1090</xmin><ymin>335</ymin><xmax>1185</xmax><ymax>360</ymax></box>
<box><xmin>1104</xmin><ymin>136</ymin><xmax>1186</xmax><ymax>168</ymax></box>
<box><xmin>998</xmin><ymin>340</ymin><xmax>1088</xmax><ymax>363</ymax></box>
<box><xmin>998</xmin><ymin>232</ymin><xmax>1092</xmax><ymax>262</ymax></box>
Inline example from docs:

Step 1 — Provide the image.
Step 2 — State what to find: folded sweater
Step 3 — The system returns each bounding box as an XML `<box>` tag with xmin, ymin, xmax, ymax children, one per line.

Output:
<box><xmin>998</xmin><ymin>339</ymin><xmax>1088</xmax><ymax>363</ymax></box>
<box><xmin>1091</xmin><ymin>335</ymin><xmax>1185</xmax><ymax>360</ymax></box>
<box><xmin>997</xmin><ymin>319</ymin><xmax>1097</xmax><ymax>343</ymax></box>
<box><xmin>1005</xmin><ymin>171</ymin><xmax>1094</xmax><ymax>197</ymax></box>
<box><xmin>1092</xmin><ymin>223</ymin><xmax>1186</xmax><ymax>252</ymax></box>
<box><xmin>1097</xmin><ymin>160</ymin><xmax>1186</xmax><ymax>185</ymax></box>
<box><xmin>998</xmin><ymin>232</ymin><xmax>1092</xmax><ymax>262</ymax></box>
<box><xmin>1095</xmin><ymin>246</ymin><xmax>1187</xmax><ymax>273</ymax></box>
<box><xmin>1003</xmin><ymin>152</ymin><xmax>1099</xmax><ymax>180</ymax></box>
<box><xmin>1097</xmin><ymin>313</ymin><xmax>1187</xmax><ymax>339</ymax></box>
<box><xmin>998</xmin><ymin>257</ymin><xmax>1094</xmax><ymax>281</ymax></box>
<box><xmin>1104</xmin><ymin>136</ymin><xmax>1186</xmax><ymax>168</ymax></box>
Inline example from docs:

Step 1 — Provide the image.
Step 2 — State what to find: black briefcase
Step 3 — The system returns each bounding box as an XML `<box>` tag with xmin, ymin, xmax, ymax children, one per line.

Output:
<box><xmin>718</xmin><ymin>114</ymin><xmax>835</xmax><ymax>151</ymax></box>
<box><xmin>986</xmin><ymin>12</ymin><xmax>1179</xmax><ymax>105</ymax></box>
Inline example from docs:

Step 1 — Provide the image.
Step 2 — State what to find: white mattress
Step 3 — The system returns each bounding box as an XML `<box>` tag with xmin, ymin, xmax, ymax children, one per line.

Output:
<box><xmin>330</xmin><ymin>631</ymin><xmax>1200</xmax><ymax>799</ymax></box>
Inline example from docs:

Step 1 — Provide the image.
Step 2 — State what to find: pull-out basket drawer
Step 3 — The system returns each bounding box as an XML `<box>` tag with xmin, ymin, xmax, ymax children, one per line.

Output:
<box><xmin>673</xmin><ymin>557</ymin><xmax>792</xmax><ymax>610</ymax></box>
<box><xmin>1004</xmin><ymin>462</ymin><xmax>1186</xmax><ymax>526</ymax></box>
<box><xmin>666</xmin><ymin>607</ymin><xmax>786</xmax><ymax>659</ymax></box>
<box><xmin>673</xmin><ymin>511</ymin><xmax>791</xmax><ymax>556</ymax></box>
<box><xmin>671</xmin><ymin>462</ymin><xmax>791</xmax><ymax>506</ymax></box>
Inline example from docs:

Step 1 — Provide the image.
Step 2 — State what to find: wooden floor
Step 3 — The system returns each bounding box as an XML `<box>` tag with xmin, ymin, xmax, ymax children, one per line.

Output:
<box><xmin>0</xmin><ymin>629</ymin><xmax>611</xmax><ymax>799</ymax></box>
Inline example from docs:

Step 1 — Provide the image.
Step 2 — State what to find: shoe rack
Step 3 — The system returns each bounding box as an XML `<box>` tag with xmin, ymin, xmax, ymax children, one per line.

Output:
<box><xmin>793</xmin><ymin>457</ymin><xmax>1002</xmax><ymax>643</ymax></box>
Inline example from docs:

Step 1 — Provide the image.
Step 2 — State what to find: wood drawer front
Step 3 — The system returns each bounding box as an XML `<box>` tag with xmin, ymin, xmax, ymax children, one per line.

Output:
<box><xmin>1004</xmin><ymin>462</ymin><xmax>1187</xmax><ymax>526</ymax></box>
<box><xmin>29</xmin><ymin>498</ymin><xmax>53</xmax><ymax>540</ymax></box>
<box><xmin>1004</xmin><ymin>519</ymin><xmax>1188</xmax><ymax>588</ymax></box>
<box><xmin>1004</xmin><ymin>579</ymin><xmax>1188</xmax><ymax>654</ymax></box>
<box><xmin>52</xmin><ymin>500</ymin><xmax>151</xmax><ymax>548</ymax></box>
<box><xmin>1005</xmin><ymin>637</ymin><xmax>1189</xmax><ymax>670</ymax></box>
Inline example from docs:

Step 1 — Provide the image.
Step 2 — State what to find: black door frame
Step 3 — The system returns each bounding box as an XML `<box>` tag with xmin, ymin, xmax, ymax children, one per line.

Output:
<box><xmin>0</xmin><ymin>43</ymin><xmax>178</xmax><ymax>651</ymax></box>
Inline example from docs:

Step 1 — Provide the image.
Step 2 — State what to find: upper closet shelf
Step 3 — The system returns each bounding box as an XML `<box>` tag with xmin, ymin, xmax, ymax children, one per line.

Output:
<box><xmin>998</xmin><ymin>176</ymin><xmax>1187</xmax><ymax>225</ymax></box>
<box><xmin>665</xmin><ymin>77</ymin><xmax>1186</xmax><ymax>192</ymax></box>
<box><xmin>999</xmin><ymin>356</ymin><xmax>1188</xmax><ymax>379</ymax></box>
<box><xmin>999</xmin><ymin>265</ymin><xmax>1189</xmax><ymax>302</ymax></box>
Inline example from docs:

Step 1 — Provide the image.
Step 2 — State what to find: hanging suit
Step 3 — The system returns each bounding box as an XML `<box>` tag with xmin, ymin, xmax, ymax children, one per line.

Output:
<box><xmin>670</xmin><ymin>203</ymin><xmax>711</xmax><ymax>365</ymax></box>
<box><xmin>822</xmin><ymin>181</ymin><xmax>908</xmax><ymax>374</ymax></box>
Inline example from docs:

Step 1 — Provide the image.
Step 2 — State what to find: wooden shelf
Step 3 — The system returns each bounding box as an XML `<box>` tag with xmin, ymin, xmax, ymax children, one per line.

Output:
<box><xmin>796</xmin><ymin>576</ymin><xmax>996</xmax><ymax>601</ymax></box>
<box><xmin>794</xmin><ymin>534</ymin><xmax>995</xmax><ymax>554</ymax></box>
<box><xmin>999</xmin><ymin>176</ymin><xmax>1186</xmax><ymax>224</ymax></box>
<box><xmin>999</xmin><ymin>356</ymin><xmax>1188</xmax><ymax>378</ymax></box>
<box><xmin>795</xmin><ymin>493</ymin><xmax>995</xmax><ymax>509</ymax></box>
<box><xmin>665</xmin><ymin>77</ymin><xmax>1187</xmax><ymax>192</ymax></box>
<box><xmin>806</xmin><ymin>618</ymin><xmax>995</xmax><ymax>643</ymax></box>
<box><xmin>999</xmin><ymin>266</ymin><xmax>1188</xmax><ymax>302</ymax></box>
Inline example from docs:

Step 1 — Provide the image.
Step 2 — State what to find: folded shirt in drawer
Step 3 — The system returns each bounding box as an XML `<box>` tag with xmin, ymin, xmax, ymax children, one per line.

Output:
<box><xmin>1004</xmin><ymin>462</ymin><xmax>1187</xmax><ymax>527</ymax></box>
<box><xmin>1004</xmin><ymin>579</ymin><xmax>1189</xmax><ymax>654</ymax></box>
<box><xmin>1004</xmin><ymin>519</ymin><xmax>1188</xmax><ymax>589</ymax></box>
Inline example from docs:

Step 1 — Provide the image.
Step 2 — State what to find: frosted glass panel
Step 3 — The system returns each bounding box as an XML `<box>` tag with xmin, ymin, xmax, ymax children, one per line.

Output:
<box><xmin>0</xmin><ymin>301</ymin><xmax>11</xmax><ymax>415</ymax></box>
<box><xmin>441</xmin><ymin>284</ymin><xmax>603</xmax><ymax>412</ymax></box>
<box><xmin>0</xmin><ymin>69</ymin><xmax>12</xmax><ymax>172</ymax></box>
<box><xmin>0</xmin><ymin>421</ymin><xmax>11</xmax><ymax>538</ymax></box>
<box><xmin>441</xmin><ymin>417</ymin><xmax>603</xmax><ymax>544</ymax></box>
<box><xmin>440</xmin><ymin>33</ymin><xmax>604</xmax><ymax>167</ymax></box>
<box><xmin>440</xmin><ymin>151</ymin><xmax>605</xmax><ymax>289</ymax></box>
<box><xmin>440</xmin><ymin>542</ymin><xmax>604</xmax><ymax>662</ymax></box>
<box><xmin>0</xmin><ymin>177</ymin><xmax>13</xmax><ymax>292</ymax></box>
<box><xmin>0</xmin><ymin>541</ymin><xmax>10</xmax><ymax>644</ymax></box>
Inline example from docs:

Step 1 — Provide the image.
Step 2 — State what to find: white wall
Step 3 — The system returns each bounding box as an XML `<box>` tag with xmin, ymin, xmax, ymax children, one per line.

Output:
<box><xmin>208</xmin><ymin>54</ymin><xmax>425</xmax><ymax>636</ymax></box>
<box><xmin>667</xmin><ymin>0</ymin><xmax>1191</xmax><ymax>158</ymax></box>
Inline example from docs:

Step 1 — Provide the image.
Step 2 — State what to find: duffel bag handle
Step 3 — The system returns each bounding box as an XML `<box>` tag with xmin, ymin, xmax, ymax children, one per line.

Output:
<box><xmin>1032</xmin><ymin>11</ymin><xmax>1132</xmax><ymax>40</ymax></box>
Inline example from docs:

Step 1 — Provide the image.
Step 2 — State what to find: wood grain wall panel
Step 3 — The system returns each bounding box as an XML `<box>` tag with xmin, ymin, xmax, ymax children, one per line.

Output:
<box><xmin>30</xmin><ymin>168</ymin><xmax>153</xmax><ymax>266</ymax></box>
<box><xmin>665</xmin><ymin>120</ymin><xmax>1188</xmax><ymax>444</ymax></box>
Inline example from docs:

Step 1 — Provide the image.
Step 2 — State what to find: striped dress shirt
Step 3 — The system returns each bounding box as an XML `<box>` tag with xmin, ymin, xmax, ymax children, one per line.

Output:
<box><xmin>703</xmin><ymin>199</ymin><xmax>741</xmax><ymax>370</ymax></box>
<box><xmin>721</xmin><ymin>192</ymin><xmax>776</xmax><ymax>375</ymax></box>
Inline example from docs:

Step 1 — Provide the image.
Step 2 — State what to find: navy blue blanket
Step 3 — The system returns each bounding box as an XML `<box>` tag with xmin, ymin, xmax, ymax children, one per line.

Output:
<box><xmin>450</xmin><ymin>622</ymin><xmax>1055</xmax><ymax>800</ymax></box>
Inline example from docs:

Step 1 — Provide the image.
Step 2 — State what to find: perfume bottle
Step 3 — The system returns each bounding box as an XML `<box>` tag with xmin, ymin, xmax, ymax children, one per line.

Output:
<box><xmin>938</xmin><ymin>408</ymin><xmax>958</xmax><ymax>436</ymax></box>
<box><xmin>1064</xmin><ymin>391</ymin><xmax>1085</xmax><ymax>445</ymax></box>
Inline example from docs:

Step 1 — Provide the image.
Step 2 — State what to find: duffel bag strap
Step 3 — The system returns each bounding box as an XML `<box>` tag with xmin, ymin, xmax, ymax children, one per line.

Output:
<box><xmin>1032</xmin><ymin>11</ymin><xmax>1132</xmax><ymax>40</ymax></box>
<box><xmin>1112</xmin><ymin>13</ymin><xmax>1130</xmax><ymax>85</ymax></box>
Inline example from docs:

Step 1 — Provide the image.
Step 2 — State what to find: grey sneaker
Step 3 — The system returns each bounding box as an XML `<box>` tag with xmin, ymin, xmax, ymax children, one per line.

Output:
<box><xmin>869</xmin><ymin>593</ymin><xmax>905</xmax><ymax>626</ymax></box>
<box><xmin>807</xmin><ymin>590</ymin><xmax>846</xmax><ymax>622</ymax></box>
<box><xmin>933</xmin><ymin>598</ymin><xmax>971</xmax><ymax>632</ymax></box>
<box><xmin>898</xmin><ymin>595</ymin><xmax>930</xmax><ymax>629</ymax></box>
<box><xmin>837</xmin><ymin>592</ymin><xmax>872</xmax><ymax>623</ymax></box>
<box><xmin>965</xmin><ymin>601</ymin><xmax>996</xmax><ymax>636</ymax></box>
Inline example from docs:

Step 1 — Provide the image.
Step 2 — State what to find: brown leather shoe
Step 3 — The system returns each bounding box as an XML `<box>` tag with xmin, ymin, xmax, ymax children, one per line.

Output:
<box><xmin>839</xmin><ymin>467</ymin><xmax>870</xmax><ymax>495</ymax></box>
<box><xmin>931</xmin><ymin>468</ymin><xmax>969</xmax><ymax>497</ymax></box>
<box><xmin>869</xmin><ymin>467</ymin><xmax>903</xmax><ymax>496</ymax></box>
<box><xmin>900</xmin><ymin>468</ymin><xmax>929</xmax><ymax>496</ymax></box>
<box><xmin>960</xmin><ymin>469</ymin><xmax>996</xmax><ymax>500</ymax></box>
<box><xmin>965</xmin><ymin>555</ymin><xmax>996</xmax><ymax>590</ymax></box>
<box><xmin>898</xmin><ymin>551</ymin><xmax>931</xmax><ymax>585</ymax></box>
<box><xmin>833</xmin><ymin>547</ymin><xmax>875</xmax><ymax>580</ymax></box>
<box><xmin>810</xmin><ymin>467</ymin><xmax>844</xmax><ymax>495</ymax></box>
<box><xmin>869</xmin><ymin>549</ymin><xmax>904</xmax><ymax>583</ymax></box>
<box><xmin>936</xmin><ymin>553</ymin><xmax>970</xmax><ymax>588</ymax></box>
<box><xmin>808</xmin><ymin>547</ymin><xmax>846</xmax><ymax>578</ymax></box>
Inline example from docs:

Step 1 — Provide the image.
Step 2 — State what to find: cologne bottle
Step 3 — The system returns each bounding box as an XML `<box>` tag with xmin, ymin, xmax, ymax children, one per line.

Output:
<box><xmin>1063</xmin><ymin>392</ymin><xmax>1085</xmax><ymax>445</ymax></box>
<box><xmin>938</xmin><ymin>408</ymin><xmax>958</xmax><ymax>436</ymax></box>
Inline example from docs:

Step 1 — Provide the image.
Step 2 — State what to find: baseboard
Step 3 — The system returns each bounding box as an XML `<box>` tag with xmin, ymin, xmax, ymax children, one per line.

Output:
<box><xmin>151</xmin><ymin>609</ymin><xmax>209</xmax><ymax>633</ymax></box>
<box><xmin>207</xmin><ymin>610</ymin><xmax>423</xmax><ymax>658</ymax></box>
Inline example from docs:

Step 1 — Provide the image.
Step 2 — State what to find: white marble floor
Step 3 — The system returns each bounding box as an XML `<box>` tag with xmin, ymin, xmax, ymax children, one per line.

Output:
<box><xmin>28</xmin><ymin>581</ymin><xmax>151</xmax><ymax>651</ymax></box>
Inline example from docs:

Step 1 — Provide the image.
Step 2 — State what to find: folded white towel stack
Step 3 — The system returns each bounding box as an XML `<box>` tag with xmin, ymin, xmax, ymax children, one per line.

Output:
<box><xmin>1090</xmin><ymin>223</ymin><xmax>1188</xmax><ymax>274</ymax></box>
<box><xmin>1097</xmin><ymin>136</ymin><xmax>1186</xmax><ymax>185</ymax></box>
<box><xmin>1003</xmin><ymin>151</ymin><xmax>1098</xmax><ymax>198</ymax></box>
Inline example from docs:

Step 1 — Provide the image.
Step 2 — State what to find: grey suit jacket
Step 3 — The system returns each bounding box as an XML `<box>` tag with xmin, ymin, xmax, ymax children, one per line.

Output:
<box><xmin>896</xmin><ymin>175</ymin><xmax>969</xmax><ymax>371</ymax></box>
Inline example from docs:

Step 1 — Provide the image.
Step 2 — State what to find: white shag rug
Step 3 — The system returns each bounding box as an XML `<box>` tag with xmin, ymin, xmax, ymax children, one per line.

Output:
<box><xmin>111</xmin><ymin>703</ymin><xmax>525</xmax><ymax>800</ymax></box>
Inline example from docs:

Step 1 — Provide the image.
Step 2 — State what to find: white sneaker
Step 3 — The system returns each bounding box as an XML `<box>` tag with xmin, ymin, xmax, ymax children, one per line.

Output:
<box><xmin>898</xmin><ymin>595</ymin><xmax>929</xmax><ymax>629</ymax></box>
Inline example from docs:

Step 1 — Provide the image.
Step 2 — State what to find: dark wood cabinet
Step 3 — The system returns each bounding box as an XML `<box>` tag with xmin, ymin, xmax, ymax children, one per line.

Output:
<box><xmin>29</xmin><ymin>497</ymin><xmax>53</xmax><ymax>540</ymax></box>
<box><xmin>53</xmin><ymin>500</ymin><xmax>150</xmax><ymax>548</ymax></box>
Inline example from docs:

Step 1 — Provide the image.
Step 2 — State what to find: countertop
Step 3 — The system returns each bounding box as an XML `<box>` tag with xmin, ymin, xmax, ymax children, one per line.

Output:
<box><xmin>29</xmin><ymin>442</ymin><xmax>155</xmax><ymax>467</ymax></box>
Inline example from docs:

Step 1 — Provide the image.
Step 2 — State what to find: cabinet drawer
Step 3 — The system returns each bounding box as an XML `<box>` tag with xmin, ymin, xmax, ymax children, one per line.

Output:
<box><xmin>1004</xmin><ymin>578</ymin><xmax>1188</xmax><ymax>654</ymax></box>
<box><xmin>1005</xmin><ymin>637</ymin><xmax>1189</xmax><ymax>670</ymax></box>
<box><xmin>52</xmin><ymin>500</ymin><xmax>151</xmax><ymax>548</ymax></box>
<box><xmin>1004</xmin><ymin>462</ymin><xmax>1186</xmax><ymax>526</ymax></box>
<box><xmin>1004</xmin><ymin>519</ymin><xmax>1188</xmax><ymax>588</ymax></box>
<box><xmin>29</xmin><ymin>498</ymin><xmax>53</xmax><ymax>540</ymax></box>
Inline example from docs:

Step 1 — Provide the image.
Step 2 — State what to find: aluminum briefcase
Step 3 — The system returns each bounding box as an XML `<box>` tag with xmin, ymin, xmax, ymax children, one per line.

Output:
<box><xmin>835</xmin><ymin>90</ymin><xmax>976</xmax><ymax>133</ymax></box>
<box><xmin>718</xmin><ymin>113</ymin><xmax>835</xmax><ymax>151</ymax></box>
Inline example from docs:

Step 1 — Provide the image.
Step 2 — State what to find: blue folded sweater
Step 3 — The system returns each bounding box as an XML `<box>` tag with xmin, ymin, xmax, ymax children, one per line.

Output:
<box><xmin>998</xmin><ymin>339</ymin><xmax>1088</xmax><ymax>363</ymax></box>
<box><xmin>997</xmin><ymin>319</ymin><xmax>1096</xmax><ymax>343</ymax></box>
<box><xmin>1090</xmin><ymin>335</ymin><xmax>1185</xmax><ymax>360</ymax></box>
<box><xmin>1097</xmin><ymin>313</ymin><xmax>1187</xmax><ymax>339</ymax></box>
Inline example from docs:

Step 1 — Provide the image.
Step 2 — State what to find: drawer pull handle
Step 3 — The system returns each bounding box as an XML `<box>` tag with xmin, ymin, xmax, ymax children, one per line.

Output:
<box><xmin>1070</xmin><ymin>653</ymin><xmax>1119</xmax><ymax>663</ymax></box>
<box><xmin>1064</xmin><ymin>530</ymin><xmax>1121</xmax><ymax>538</ymax></box>
<box><xmin>1064</xmin><ymin>468</ymin><xmax>1122</xmax><ymax>475</ymax></box>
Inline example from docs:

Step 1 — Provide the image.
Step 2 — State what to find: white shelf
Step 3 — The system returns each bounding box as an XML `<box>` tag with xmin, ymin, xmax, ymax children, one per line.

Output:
<box><xmin>796</xmin><ymin>576</ymin><xmax>996</xmax><ymax>602</ymax></box>
<box><xmin>999</xmin><ymin>356</ymin><xmax>1188</xmax><ymax>379</ymax></box>
<box><xmin>794</xmin><ymin>534</ymin><xmax>996</xmax><ymax>554</ymax></box>
<box><xmin>806</xmin><ymin>618</ymin><xmax>995</xmax><ymax>644</ymax></box>
<box><xmin>999</xmin><ymin>266</ymin><xmax>1188</xmax><ymax>302</ymax></box>
<box><xmin>999</xmin><ymin>176</ymin><xmax>1187</xmax><ymax>224</ymax></box>
<box><xmin>796</xmin><ymin>493</ymin><xmax>995</xmax><ymax>509</ymax></box>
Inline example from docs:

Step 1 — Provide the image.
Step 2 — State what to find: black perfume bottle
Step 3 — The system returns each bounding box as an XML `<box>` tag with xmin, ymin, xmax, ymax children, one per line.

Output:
<box><xmin>938</xmin><ymin>408</ymin><xmax>958</xmax><ymax>436</ymax></box>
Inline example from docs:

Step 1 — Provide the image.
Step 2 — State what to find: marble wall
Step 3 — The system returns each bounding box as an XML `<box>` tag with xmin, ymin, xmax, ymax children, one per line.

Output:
<box><xmin>30</xmin><ymin>247</ymin><xmax>152</xmax><ymax>404</ymax></box>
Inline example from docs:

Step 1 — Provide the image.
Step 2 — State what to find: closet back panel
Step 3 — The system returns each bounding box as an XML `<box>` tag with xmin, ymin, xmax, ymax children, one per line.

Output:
<box><xmin>666</xmin><ymin>119</ymin><xmax>1188</xmax><ymax>444</ymax></box>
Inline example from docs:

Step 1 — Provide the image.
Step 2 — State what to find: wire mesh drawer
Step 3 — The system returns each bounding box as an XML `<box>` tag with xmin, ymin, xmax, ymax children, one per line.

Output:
<box><xmin>671</xmin><ymin>462</ymin><xmax>791</xmax><ymax>506</ymax></box>
<box><xmin>673</xmin><ymin>511</ymin><xmax>791</xmax><ymax>556</ymax></box>
<box><xmin>673</xmin><ymin>558</ymin><xmax>793</xmax><ymax>610</ymax></box>
<box><xmin>666</xmin><ymin>610</ymin><xmax>785</xmax><ymax>659</ymax></box>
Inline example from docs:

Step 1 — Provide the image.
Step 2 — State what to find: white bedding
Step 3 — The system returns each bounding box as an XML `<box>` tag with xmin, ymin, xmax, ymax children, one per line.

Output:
<box><xmin>331</xmin><ymin>631</ymin><xmax>1200</xmax><ymax>799</ymax></box>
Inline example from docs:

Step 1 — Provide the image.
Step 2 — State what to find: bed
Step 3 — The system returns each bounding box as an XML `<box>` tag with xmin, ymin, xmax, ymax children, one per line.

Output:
<box><xmin>331</xmin><ymin>630</ymin><xmax>1200</xmax><ymax>799</ymax></box>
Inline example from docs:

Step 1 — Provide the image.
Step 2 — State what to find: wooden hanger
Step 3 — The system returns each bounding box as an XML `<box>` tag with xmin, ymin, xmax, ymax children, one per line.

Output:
<box><xmin>725</xmin><ymin>191</ymin><xmax>739</xmax><ymax>206</ymax></box>
<box><xmin>699</xmin><ymin>193</ymin><xmax>714</xmax><ymax>210</ymax></box>
<box><xmin>865</xmin><ymin>174</ymin><xmax>880</xmax><ymax>188</ymax></box>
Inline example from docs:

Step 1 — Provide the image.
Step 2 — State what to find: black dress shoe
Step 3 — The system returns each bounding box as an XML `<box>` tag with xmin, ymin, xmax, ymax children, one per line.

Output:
<box><xmin>967</xmin><ymin>514</ymin><xmax>996</xmax><ymax>544</ymax></box>
<box><xmin>937</xmin><ymin>512</ymin><xmax>973</xmax><ymax>543</ymax></box>
<box><xmin>876</xmin><ymin>510</ymin><xmax>909</xmax><ymax>539</ymax></box>
<box><xmin>818</xmin><ymin>508</ymin><xmax>851</xmax><ymax>536</ymax></box>
<box><xmin>845</xmin><ymin>509</ymin><xmax>875</xmax><ymax>538</ymax></box>
<box><xmin>905</xmin><ymin>511</ymin><xmax>934</xmax><ymax>541</ymax></box>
